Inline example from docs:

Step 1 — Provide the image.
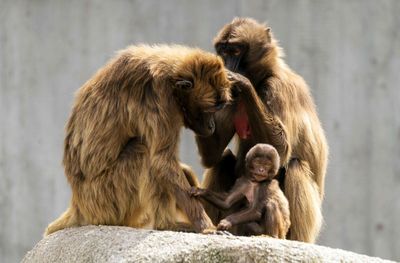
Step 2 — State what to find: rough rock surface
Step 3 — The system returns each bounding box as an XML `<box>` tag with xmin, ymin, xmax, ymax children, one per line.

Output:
<box><xmin>22</xmin><ymin>226</ymin><xmax>395</xmax><ymax>263</ymax></box>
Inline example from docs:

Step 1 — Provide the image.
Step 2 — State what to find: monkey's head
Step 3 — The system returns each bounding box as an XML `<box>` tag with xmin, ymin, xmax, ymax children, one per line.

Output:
<box><xmin>214</xmin><ymin>17</ymin><xmax>278</xmax><ymax>75</ymax></box>
<box><xmin>245</xmin><ymin>144</ymin><xmax>280</xmax><ymax>182</ymax></box>
<box><xmin>173</xmin><ymin>51</ymin><xmax>232</xmax><ymax>137</ymax></box>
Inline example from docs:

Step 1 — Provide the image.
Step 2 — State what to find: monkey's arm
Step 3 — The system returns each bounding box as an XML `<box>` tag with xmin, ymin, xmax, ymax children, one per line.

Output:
<box><xmin>191</xmin><ymin>181</ymin><xmax>245</xmax><ymax>210</ymax></box>
<box><xmin>195</xmin><ymin>106</ymin><xmax>236</xmax><ymax>167</ymax></box>
<box><xmin>70</xmin><ymin>119</ymin><xmax>130</xmax><ymax>178</ymax></box>
<box><xmin>221</xmin><ymin>207</ymin><xmax>263</xmax><ymax>226</ymax></box>
<box><xmin>230</xmin><ymin>72</ymin><xmax>291</xmax><ymax>165</ymax></box>
<box><xmin>202</xmin><ymin>189</ymin><xmax>244</xmax><ymax>210</ymax></box>
<box><xmin>154</xmin><ymin>156</ymin><xmax>215</xmax><ymax>233</ymax></box>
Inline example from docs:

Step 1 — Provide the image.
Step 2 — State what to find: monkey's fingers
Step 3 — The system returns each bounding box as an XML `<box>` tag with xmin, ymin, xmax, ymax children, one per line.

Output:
<box><xmin>225</xmin><ymin>69</ymin><xmax>236</xmax><ymax>81</ymax></box>
<box><xmin>188</xmin><ymin>186</ymin><xmax>199</xmax><ymax>196</ymax></box>
<box><xmin>215</xmin><ymin>230</ymin><xmax>233</xmax><ymax>236</ymax></box>
<box><xmin>226</xmin><ymin>70</ymin><xmax>252</xmax><ymax>87</ymax></box>
<box><xmin>201</xmin><ymin>227</ymin><xmax>218</xmax><ymax>235</ymax></box>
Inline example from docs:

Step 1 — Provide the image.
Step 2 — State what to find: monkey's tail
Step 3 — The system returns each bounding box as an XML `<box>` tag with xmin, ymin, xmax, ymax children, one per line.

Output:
<box><xmin>44</xmin><ymin>205</ymin><xmax>80</xmax><ymax>236</ymax></box>
<box><xmin>284</xmin><ymin>159</ymin><xmax>323</xmax><ymax>243</ymax></box>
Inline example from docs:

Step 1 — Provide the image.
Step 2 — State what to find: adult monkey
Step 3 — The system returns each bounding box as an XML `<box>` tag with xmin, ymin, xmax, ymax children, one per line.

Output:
<box><xmin>45</xmin><ymin>44</ymin><xmax>232</xmax><ymax>235</ymax></box>
<box><xmin>196</xmin><ymin>18</ymin><xmax>328</xmax><ymax>243</ymax></box>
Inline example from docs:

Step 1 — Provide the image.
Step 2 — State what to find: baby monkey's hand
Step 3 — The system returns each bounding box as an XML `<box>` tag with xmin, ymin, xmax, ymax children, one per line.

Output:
<box><xmin>189</xmin><ymin>186</ymin><xmax>206</xmax><ymax>197</ymax></box>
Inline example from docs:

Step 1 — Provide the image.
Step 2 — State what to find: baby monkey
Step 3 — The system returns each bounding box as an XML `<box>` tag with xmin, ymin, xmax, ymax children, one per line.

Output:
<box><xmin>190</xmin><ymin>144</ymin><xmax>290</xmax><ymax>238</ymax></box>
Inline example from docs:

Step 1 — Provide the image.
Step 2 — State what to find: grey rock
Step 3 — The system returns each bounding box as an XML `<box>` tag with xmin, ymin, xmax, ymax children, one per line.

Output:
<box><xmin>22</xmin><ymin>226</ymin><xmax>396</xmax><ymax>263</ymax></box>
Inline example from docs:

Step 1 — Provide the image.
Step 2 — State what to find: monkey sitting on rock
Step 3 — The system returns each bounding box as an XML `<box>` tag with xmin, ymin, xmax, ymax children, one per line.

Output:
<box><xmin>45</xmin><ymin>44</ymin><xmax>234</xmax><ymax>235</ymax></box>
<box><xmin>190</xmin><ymin>144</ymin><xmax>290</xmax><ymax>238</ymax></box>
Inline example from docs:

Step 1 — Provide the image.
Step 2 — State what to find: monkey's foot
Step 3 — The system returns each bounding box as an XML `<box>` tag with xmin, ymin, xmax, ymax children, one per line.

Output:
<box><xmin>217</xmin><ymin>219</ymin><xmax>232</xmax><ymax>230</ymax></box>
<box><xmin>254</xmin><ymin>234</ymin><xmax>273</xmax><ymax>238</ymax></box>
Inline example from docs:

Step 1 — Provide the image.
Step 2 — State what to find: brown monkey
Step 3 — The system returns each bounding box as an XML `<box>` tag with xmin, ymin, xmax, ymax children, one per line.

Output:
<box><xmin>190</xmin><ymin>144</ymin><xmax>290</xmax><ymax>238</ymax></box>
<box><xmin>44</xmin><ymin>44</ymin><xmax>232</xmax><ymax>235</ymax></box>
<box><xmin>196</xmin><ymin>18</ymin><xmax>328</xmax><ymax>243</ymax></box>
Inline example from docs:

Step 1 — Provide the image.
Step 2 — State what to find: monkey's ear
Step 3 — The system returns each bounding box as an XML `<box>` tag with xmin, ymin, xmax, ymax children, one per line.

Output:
<box><xmin>266</xmin><ymin>27</ymin><xmax>272</xmax><ymax>42</ymax></box>
<box><xmin>175</xmin><ymin>80</ymin><xmax>193</xmax><ymax>91</ymax></box>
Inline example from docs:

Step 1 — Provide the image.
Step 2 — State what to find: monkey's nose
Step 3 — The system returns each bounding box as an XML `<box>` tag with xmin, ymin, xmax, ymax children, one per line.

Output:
<box><xmin>208</xmin><ymin>121</ymin><xmax>215</xmax><ymax>132</ymax></box>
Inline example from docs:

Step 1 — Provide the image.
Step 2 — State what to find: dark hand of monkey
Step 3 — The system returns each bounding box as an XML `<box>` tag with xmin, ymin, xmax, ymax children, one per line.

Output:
<box><xmin>217</xmin><ymin>219</ymin><xmax>233</xmax><ymax>230</ymax></box>
<box><xmin>189</xmin><ymin>186</ymin><xmax>206</xmax><ymax>197</ymax></box>
<box><xmin>226</xmin><ymin>70</ymin><xmax>252</xmax><ymax>95</ymax></box>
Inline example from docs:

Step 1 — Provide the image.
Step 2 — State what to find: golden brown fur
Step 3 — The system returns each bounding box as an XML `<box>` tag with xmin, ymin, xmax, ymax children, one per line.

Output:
<box><xmin>197</xmin><ymin>18</ymin><xmax>328</xmax><ymax>243</ymax></box>
<box><xmin>45</xmin><ymin>44</ymin><xmax>231</xmax><ymax>235</ymax></box>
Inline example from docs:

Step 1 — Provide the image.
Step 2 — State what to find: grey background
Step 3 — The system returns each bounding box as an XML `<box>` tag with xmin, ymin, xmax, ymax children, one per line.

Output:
<box><xmin>1</xmin><ymin>0</ymin><xmax>399</xmax><ymax>262</ymax></box>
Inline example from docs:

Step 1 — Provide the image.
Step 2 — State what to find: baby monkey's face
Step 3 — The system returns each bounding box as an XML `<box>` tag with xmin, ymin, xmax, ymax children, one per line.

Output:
<box><xmin>248</xmin><ymin>156</ymin><xmax>273</xmax><ymax>182</ymax></box>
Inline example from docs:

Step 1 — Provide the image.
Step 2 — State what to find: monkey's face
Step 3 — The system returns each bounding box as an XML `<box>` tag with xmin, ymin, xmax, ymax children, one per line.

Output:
<box><xmin>173</xmin><ymin>55</ymin><xmax>231</xmax><ymax>137</ymax></box>
<box><xmin>245</xmin><ymin>143</ymin><xmax>280</xmax><ymax>181</ymax></box>
<box><xmin>247</xmin><ymin>157</ymin><xmax>273</xmax><ymax>182</ymax></box>
<box><xmin>214</xmin><ymin>18</ymin><xmax>272</xmax><ymax>73</ymax></box>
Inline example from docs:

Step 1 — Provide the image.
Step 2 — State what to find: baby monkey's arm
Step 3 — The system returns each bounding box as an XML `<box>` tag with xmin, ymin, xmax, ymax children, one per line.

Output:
<box><xmin>189</xmin><ymin>185</ymin><xmax>244</xmax><ymax>210</ymax></box>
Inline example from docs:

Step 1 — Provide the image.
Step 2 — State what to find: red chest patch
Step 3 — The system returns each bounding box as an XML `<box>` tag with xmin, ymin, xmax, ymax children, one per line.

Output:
<box><xmin>233</xmin><ymin>100</ymin><xmax>251</xmax><ymax>139</ymax></box>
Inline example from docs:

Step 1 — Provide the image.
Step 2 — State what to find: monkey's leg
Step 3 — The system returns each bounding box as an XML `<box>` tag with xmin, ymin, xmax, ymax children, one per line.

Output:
<box><xmin>201</xmin><ymin>149</ymin><xmax>237</xmax><ymax>225</ymax></box>
<box><xmin>44</xmin><ymin>204</ymin><xmax>83</xmax><ymax>236</ymax></box>
<box><xmin>284</xmin><ymin>159</ymin><xmax>322</xmax><ymax>243</ymax></box>
<box><xmin>152</xmin><ymin>157</ymin><xmax>215</xmax><ymax>233</ymax></box>
<box><xmin>171</xmin><ymin>163</ymin><xmax>201</xmax><ymax>232</ymax></box>
<box><xmin>240</xmin><ymin>222</ymin><xmax>264</xmax><ymax>236</ymax></box>
<box><xmin>76</xmin><ymin>138</ymin><xmax>147</xmax><ymax>229</ymax></box>
<box><xmin>264</xmin><ymin>201</ymin><xmax>282</xmax><ymax>239</ymax></box>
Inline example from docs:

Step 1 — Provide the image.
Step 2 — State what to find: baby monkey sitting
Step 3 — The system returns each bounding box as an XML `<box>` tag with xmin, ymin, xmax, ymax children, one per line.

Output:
<box><xmin>190</xmin><ymin>144</ymin><xmax>290</xmax><ymax>238</ymax></box>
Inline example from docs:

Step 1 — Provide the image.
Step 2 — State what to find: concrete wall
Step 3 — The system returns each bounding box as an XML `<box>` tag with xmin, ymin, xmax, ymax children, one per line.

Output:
<box><xmin>1</xmin><ymin>0</ymin><xmax>399</xmax><ymax>261</ymax></box>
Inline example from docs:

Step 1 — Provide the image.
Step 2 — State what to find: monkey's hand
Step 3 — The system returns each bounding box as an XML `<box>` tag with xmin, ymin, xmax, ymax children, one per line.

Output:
<box><xmin>226</xmin><ymin>70</ymin><xmax>252</xmax><ymax>96</ymax></box>
<box><xmin>217</xmin><ymin>219</ymin><xmax>233</xmax><ymax>230</ymax></box>
<box><xmin>189</xmin><ymin>186</ymin><xmax>205</xmax><ymax>197</ymax></box>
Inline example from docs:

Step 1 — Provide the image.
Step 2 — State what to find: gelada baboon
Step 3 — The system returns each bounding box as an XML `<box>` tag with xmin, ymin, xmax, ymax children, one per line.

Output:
<box><xmin>196</xmin><ymin>18</ymin><xmax>328</xmax><ymax>243</ymax></box>
<box><xmin>190</xmin><ymin>144</ymin><xmax>290</xmax><ymax>238</ymax></box>
<box><xmin>45</xmin><ymin>44</ymin><xmax>232</xmax><ymax>235</ymax></box>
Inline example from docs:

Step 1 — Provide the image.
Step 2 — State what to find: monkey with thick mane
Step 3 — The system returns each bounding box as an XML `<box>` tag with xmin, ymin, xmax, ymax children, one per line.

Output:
<box><xmin>45</xmin><ymin>44</ymin><xmax>232</xmax><ymax>235</ymax></box>
<box><xmin>190</xmin><ymin>144</ymin><xmax>290</xmax><ymax>238</ymax></box>
<box><xmin>196</xmin><ymin>18</ymin><xmax>328</xmax><ymax>242</ymax></box>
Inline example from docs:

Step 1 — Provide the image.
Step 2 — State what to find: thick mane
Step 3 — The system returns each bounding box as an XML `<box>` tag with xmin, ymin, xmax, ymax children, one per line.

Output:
<box><xmin>47</xmin><ymin>43</ymin><xmax>230</xmax><ymax>236</ymax></box>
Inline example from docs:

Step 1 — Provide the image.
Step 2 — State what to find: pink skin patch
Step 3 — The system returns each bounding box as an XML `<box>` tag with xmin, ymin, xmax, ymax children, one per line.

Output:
<box><xmin>233</xmin><ymin>100</ymin><xmax>251</xmax><ymax>139</ymax></box>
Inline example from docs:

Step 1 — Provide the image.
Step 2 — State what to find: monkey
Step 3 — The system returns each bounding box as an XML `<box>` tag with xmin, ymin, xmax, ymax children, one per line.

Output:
<box><xmin>195</xmin><ymin>18</ymin><xmax>328</xmax><ymax>243</ymax></box>
<box><xmin>44</xmin><ymin>44</ymin><xmax>233</xmax><ymax>236</ymax></box>
<box><xmin>190</xmin><ymin>144</ymin><xmax>290</xmax><ymax>238</ymax></box>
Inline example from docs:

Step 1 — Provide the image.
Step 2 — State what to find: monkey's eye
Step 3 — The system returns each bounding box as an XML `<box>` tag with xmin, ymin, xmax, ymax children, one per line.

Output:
<box><xmin>232</xmin><ymin>48</ymin><xmax>241</xmax><ymax>56</ymax></box>
<box><xmin>175</xmin><ymin>80</ymin><xmax>193</xmax><ymax>91</ymax></box>
<box><xmin>220</xmin><ymin>50</ymin><xmax>228</xmax><ymax>56</ymax></box>
<box><xmin>214</xmin><ymin>94</ymin><xmax>227</xmax><ymax>111</ymax></box>
<box><xmin>204</xmin><ymin>99</ymin><xmax>227</xmax><ymax>113</ymax></box>
<box><xmin>214</xmin><ymin>101</ymin><xmax>226</xmax><ymax>111</ymax></box>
